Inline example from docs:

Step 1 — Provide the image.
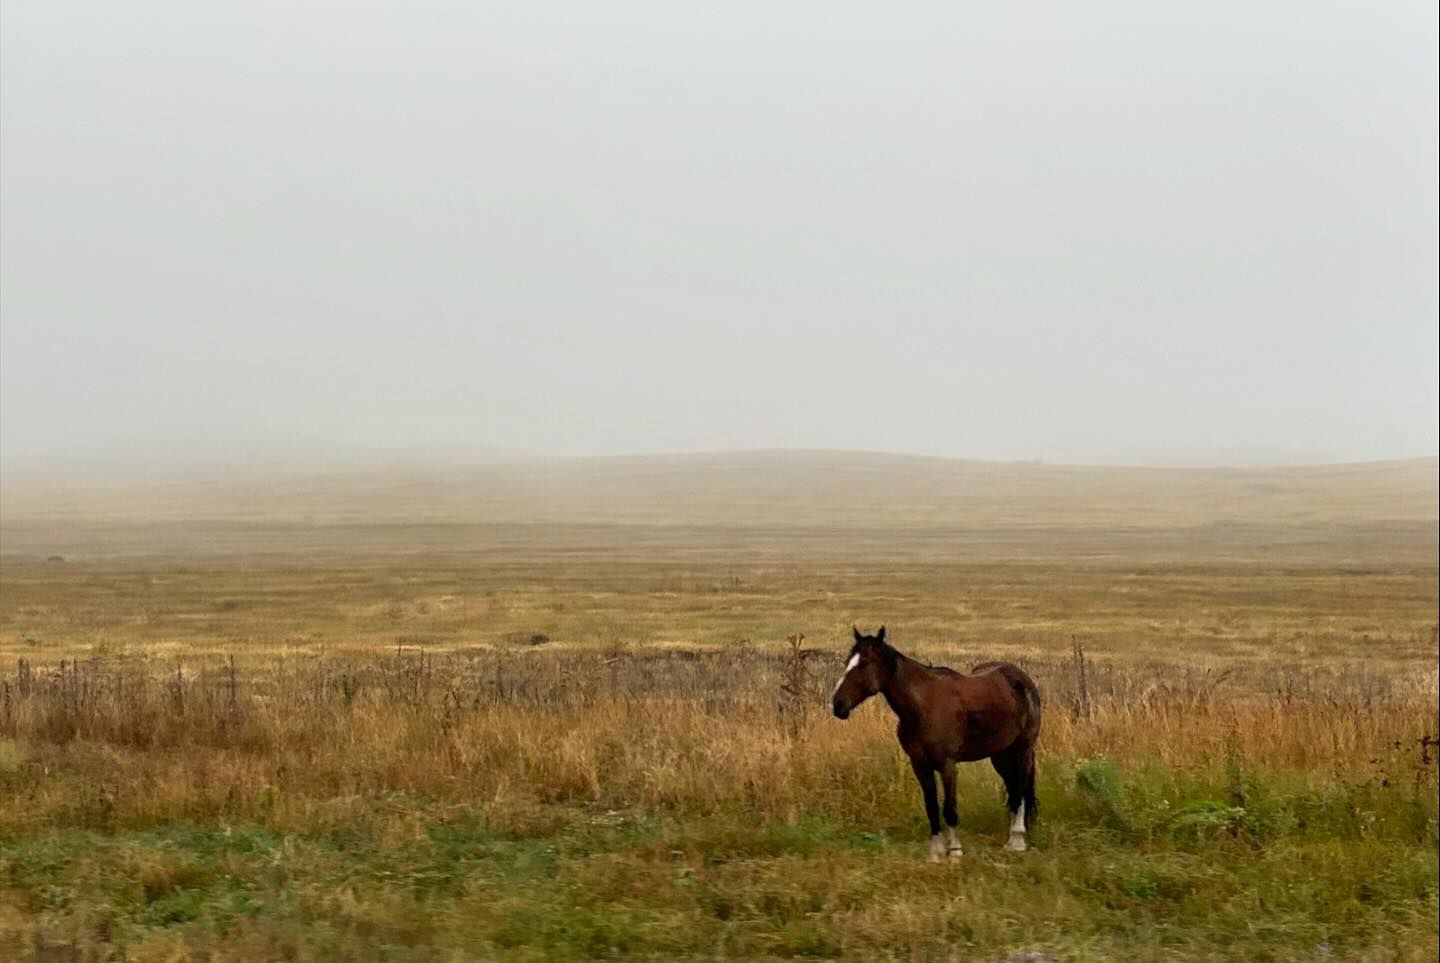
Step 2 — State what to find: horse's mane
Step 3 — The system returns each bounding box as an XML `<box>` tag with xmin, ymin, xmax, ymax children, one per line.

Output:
<box><xmin>893</xmin><ymin>646</ymin><xmax>961</xmax><ymax>677</ymax></box>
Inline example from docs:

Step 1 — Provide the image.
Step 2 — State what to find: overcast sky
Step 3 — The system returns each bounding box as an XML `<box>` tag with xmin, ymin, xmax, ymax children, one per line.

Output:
<box><xmin>2</xmin><ymin>1</ymin><xmax>1436</xmax><ymax>468</ymax></box>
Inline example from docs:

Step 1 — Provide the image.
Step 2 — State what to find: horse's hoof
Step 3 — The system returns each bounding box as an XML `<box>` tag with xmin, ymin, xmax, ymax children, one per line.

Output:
<box><xmin>1005</xmin><ymin>835</ymin><xmax>1028</xmax><ymax>852</ymax></box>
<box><xmin>947</xmin><ymin>847</ymin><xmax>964</xmax><ymax>862</ymax></box>
<box><xmin>928</xmin><ymin>852</ymin><xmax>944</xmax><ymax>864</ymax></box>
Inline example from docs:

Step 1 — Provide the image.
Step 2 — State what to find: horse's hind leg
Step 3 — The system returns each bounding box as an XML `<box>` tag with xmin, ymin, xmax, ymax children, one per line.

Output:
<box><xmin>991</xmin><ymin>744</ymin><xmax>1036</xmax><ymax>852</ymax></box>
<box><xmin>939</xmin><ymin>760</ymin><xmax>963</xmax><ymax>860</ymax></box>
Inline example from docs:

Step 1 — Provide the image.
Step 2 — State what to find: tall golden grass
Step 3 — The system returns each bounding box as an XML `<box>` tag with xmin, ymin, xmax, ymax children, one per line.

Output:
<box><xmin>4</xmin><ymin>648</ymin><xmax>1434</xmax><ymax>836</ymax></box>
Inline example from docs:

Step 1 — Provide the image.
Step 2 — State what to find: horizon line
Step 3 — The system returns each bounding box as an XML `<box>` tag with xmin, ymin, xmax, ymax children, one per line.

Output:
<box><xmin>2</xmin><ymin>444</ymin><xmax>1437</xmax><ymax>490</ymax></box>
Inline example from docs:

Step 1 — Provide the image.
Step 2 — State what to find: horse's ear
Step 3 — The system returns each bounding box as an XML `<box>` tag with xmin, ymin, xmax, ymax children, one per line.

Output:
<box><xmin>876</xmin><ymin>625</ymin><xmax>886</xmax><ymax>642</ymax></box>
<box><xmin>852</xmin><ymin>625</ymin><xmax>863</xmax><ymax>643</ymax></box>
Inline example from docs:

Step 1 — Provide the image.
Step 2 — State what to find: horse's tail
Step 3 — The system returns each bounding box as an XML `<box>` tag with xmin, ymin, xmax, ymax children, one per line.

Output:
<box><xmin>1021</xmin><ymin>745</ymin><xmax>1039</xmax><ymax>830</ymax></box>
<box><xmin>1022</xmin><ymin>673</ymin><xmax>1042</xmax><ymax>742</ymax></box>
<box><xmin>1016</xmin><ymin>670</ymin><xmax>1041</xmax><ymax>829</ymax></box>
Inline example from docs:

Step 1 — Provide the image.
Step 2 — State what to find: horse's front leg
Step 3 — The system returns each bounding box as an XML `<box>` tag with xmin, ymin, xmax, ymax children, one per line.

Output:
<box><xmin>939</xmin><ymin>760</ymin><xmax>962</xmax><ymax>859</ymax></box>
<box><xmin>909</xmin><ymin>760</ymin><xmax>945</xmax><ymax>862</ymax></box>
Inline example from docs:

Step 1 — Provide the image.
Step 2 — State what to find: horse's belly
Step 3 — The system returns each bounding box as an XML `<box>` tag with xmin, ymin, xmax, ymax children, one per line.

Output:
<box><xmin>955</xmin><ymin>738</ymin><xmax>1012</xmax><ymax>762</ymax></box>
<box><xmin>951</xmin><ymin>712</ymin><xmax>1022</xmax><ymax>760</ymax></box>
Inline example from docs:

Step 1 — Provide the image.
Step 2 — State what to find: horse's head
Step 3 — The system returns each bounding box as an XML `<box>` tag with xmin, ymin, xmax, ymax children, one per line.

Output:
<box><xmin>832</xmin><ymin>624</ymin><xmax>896</xmax><ymax>719</ymax></box>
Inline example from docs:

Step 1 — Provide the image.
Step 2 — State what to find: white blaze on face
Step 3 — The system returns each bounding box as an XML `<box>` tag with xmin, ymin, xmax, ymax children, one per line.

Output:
<box><xmin>832</xmin><ymin>653</ymin><xmax>860</xmax><ymax>699</ymax></box>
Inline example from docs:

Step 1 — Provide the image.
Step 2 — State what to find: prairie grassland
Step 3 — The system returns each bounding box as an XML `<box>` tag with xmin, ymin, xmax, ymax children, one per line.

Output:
<box><xmin>1</xmin><ymin>456</ymin><xmax>1437</xmax><ymax>961</ymax></box>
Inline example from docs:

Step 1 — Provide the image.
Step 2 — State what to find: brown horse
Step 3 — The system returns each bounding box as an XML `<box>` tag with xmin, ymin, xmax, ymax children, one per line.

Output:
<box><xmin>831</xmin><ymin>625</ymin><xmax>1041</xmax><ymax>861</ymax></box>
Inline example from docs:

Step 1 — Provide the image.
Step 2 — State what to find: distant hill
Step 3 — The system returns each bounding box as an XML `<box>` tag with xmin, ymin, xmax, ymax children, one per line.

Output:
<box><xmin>1095</xmin><ymin>447</ymin><xmax>1342</xmax><ymax>468</ymax></box>
<box><xmin>1</xmin><ymin>449</ymin><xmax>1435</xmax><ymax>527</ymax></box>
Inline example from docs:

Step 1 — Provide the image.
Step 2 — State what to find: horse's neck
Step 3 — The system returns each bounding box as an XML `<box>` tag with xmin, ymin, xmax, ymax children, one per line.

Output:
<box><xmin>880</xmin><ymin>652</ymin><xmax>935</xmax><ymax>722</ymax></box>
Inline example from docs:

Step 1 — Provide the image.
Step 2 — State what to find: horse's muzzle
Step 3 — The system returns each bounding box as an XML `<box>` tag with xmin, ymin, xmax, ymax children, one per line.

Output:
<box><xmin>832</xmin><ymin>699</ymin><xmax>850</xmax><ymax>720</ymax></box>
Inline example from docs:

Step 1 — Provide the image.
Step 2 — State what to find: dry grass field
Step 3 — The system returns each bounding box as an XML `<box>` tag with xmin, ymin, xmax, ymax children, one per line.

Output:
<box><xmin>1</xmin><ymin>453</ymin><xmax>1436</xmax><ymax>961</ymax></box>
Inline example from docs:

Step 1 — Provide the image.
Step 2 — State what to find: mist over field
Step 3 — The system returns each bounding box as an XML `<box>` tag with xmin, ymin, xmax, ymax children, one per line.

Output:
<box><xmin>2</xmin><ymin>1</ymin><xmax>1437</xmax><ymax>472</ymax></box>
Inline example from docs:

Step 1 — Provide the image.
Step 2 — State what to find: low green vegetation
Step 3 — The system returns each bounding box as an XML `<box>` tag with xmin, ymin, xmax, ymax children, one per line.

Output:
<box><xmin>4</xmin><ymin>751</ymin><xmax>1435</xmax><ymax>961</ymax></box>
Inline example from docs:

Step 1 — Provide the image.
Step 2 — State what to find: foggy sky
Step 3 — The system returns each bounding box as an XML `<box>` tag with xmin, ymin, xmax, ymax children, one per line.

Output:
<box><xmin>2</xmin><ymin>1</ymin><xmax>1436</xmax><ymax>468</ymax></box>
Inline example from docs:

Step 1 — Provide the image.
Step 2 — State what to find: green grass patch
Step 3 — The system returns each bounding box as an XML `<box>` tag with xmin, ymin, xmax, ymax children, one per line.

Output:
<box><xmin>3</xmin><ymin>760</ymin><xmax>1435</xmax><ymax>962</ymax></box>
